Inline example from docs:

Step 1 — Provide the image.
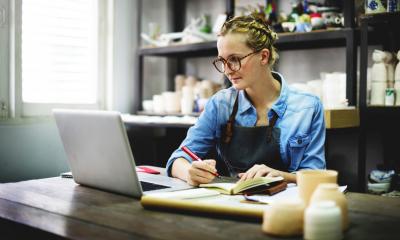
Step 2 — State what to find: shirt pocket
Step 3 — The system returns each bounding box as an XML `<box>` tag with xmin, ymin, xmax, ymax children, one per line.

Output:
<box><xmin>288</xmin><ymin>134</ymin><xmax>311</xmax><ymax>171</ymax></box>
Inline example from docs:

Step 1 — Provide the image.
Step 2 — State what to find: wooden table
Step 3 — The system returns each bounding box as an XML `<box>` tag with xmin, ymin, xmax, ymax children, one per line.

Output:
<box><xmin>0</xmin><ymin>177</ymin><xmax>399</xmax><ymax>240</ymax></box>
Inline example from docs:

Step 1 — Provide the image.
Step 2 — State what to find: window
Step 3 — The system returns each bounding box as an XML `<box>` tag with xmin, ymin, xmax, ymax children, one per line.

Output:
<box><xmin>12</xmin><ymin>0</ymin><xmax>109</xmax><ymax>116</ymax></box>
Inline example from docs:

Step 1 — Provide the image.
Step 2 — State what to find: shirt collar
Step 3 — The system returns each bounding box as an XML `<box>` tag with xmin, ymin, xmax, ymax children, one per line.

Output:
<box><xmin>238</xmin><ymin>71</ymin><xmax>288</xmax><ymax>118</ymax></box>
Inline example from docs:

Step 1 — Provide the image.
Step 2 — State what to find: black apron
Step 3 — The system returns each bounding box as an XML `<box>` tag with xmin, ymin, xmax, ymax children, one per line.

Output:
<box><xmin>219</xmin><ymin>93</ymin><xmax>287</xmax><ymax>177</ymax></box>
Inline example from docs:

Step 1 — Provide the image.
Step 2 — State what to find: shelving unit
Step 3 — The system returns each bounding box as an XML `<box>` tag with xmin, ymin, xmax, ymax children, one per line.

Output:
<box><xmin>359</xmin><ymin>12</ymin><xmax>400</xmax><ymax>191</ymax></box>
<box><xmin>134</xmin><ymin>0</ymin><xmax>358</xmax><ymax>113</ymax></box>
<box><xmin>132</xmin><ymin>0</ymin><xmax>367</xmax><ymax>191</ymax></box>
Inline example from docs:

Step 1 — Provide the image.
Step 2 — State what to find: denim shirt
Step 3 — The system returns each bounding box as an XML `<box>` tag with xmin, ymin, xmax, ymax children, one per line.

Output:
<box><xmin>166</xmin><ymin>72</ymin><xmax>326</xmax><ymax>176</ymax></box>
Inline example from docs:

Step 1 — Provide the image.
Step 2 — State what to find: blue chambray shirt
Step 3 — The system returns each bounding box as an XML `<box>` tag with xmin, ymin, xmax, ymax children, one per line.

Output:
<box><xmin>166</xmin><ymin>72</ymin><xmax>326</xmax><ymax>176</ymax></box>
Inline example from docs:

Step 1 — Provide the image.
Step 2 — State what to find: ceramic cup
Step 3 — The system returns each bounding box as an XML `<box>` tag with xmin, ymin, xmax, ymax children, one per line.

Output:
<box><xmin>304</xmin><ymin>201</ymin><xmax>342</xmax><ymax>240</ymax></box>
<box><xmin>163</xmin><ymin>91</ymin><xmax>180</xmax><ymax>113</ymax></box>
<box><xmin>310</xmin><ymin>183</ymin><xmax>348</xmax><ymax>231</ymax></box>
<box><xmin>152</xmin><ymin>94</ymin><xmax>165</xmax><ymax>113</ymax></box>
<box><xmin>262</xmin><ymin>199</ymin><xmax>305</xmax><ymax>237</ymax></box>
<box><xmin>297</xmin><ymin>170</ymin><xmax>338</xmax><ymax>206</ymax></box>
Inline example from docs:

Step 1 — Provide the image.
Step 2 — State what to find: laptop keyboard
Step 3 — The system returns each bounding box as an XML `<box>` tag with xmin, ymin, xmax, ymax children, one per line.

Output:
<box><xmin>140</xmin><ymin>181</ymin><xmax>170</xmax><ymax>191</ymax></box>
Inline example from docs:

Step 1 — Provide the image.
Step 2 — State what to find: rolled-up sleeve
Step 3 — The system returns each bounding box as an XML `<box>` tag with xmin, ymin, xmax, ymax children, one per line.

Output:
<box><xmin>297</xmin><ymin>99</ymin><xmax>326</xmax><ymax>170</ymax></box>
<box><xmin>166</xmin><ymin>96</ymin><xmax>219</xmax><ymax>176</ymax></box>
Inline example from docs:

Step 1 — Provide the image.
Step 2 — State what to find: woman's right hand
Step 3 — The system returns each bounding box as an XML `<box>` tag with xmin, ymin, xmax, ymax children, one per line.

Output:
<box><xmin>186</xmin><ymin>159</ymin><xmax>217</xmax><ymax>186</ymax></box>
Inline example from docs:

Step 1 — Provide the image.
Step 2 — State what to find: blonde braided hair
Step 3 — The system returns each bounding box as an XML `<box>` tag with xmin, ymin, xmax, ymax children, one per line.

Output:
<box><xmin>220</xmin><ymin>14</ymin><xmax>279</xmax><ymax>67</ymax></box>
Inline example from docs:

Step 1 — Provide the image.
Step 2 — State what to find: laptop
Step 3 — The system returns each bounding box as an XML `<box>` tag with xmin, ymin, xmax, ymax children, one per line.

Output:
<box><xmin>53</xmin><ymin>109</ymin><xmax>191</xmax><ymax>198</ymax></box>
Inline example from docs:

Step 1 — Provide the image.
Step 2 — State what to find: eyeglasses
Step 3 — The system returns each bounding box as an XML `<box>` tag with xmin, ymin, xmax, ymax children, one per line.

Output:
<box><xmin>212</xmin><ymin>51</ymin><xmax>259</xmax><ymax>73</ymax></box>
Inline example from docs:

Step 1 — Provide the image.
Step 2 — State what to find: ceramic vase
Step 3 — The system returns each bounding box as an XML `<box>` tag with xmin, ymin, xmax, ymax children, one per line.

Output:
<box><xmin>304</xmin><ymin>201</ymin><xmax>342</xmax><ymax>240</ymax></box>
<box><xmin>384</xmin><ymin>52</ymin><xmax>395</xmax><ymax>88</ymax></box>
<box><xmin>262</xmin><ymin>200</ymin><xmax>305</xmax><ymax>237</ymax></box>
<box><xmin>370</xmin><ymin>81</ymin><xmax>386</xmax><ymax>105</ymax></box>
<box><xmin>371</xmin><ymin>50</ymin><xmax>387</xmax><ymax>82</ymax></box>
<box><xmin>310</xmin><ymin>183</ymin><xmax>348</xmax><ymax>231</ymax></box>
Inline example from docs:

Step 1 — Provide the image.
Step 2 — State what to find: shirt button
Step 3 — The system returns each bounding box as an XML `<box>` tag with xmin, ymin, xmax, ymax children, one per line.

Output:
<box><xmin>297</xmin><ymin>139</ymin><xmax>303</xmax><ymax>144</ymax></box>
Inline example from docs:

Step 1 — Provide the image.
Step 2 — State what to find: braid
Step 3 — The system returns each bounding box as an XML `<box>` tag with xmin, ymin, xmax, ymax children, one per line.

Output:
<box><xmin>220</xmin><ymin>13</ymin><xmax>279</xmax><ymax>67</ymax></box>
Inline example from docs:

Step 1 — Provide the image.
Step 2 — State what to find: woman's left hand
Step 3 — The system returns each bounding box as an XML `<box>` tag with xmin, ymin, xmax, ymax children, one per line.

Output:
<box><xmin>238</xmin><ymin>164</ymin><xmax>281</xmax><ymax>182</ymax></box>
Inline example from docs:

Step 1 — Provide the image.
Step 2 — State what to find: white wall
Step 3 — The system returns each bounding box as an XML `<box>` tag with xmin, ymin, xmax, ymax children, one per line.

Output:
<box><xmin>111</xmin><ymin>0</ymin><xmax>137</xmax><ymax>113</ymax></box>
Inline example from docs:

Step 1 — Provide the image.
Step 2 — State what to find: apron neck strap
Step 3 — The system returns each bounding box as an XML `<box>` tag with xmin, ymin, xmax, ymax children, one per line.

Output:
<box><xmin>228</xmin><ymin>93</ymin><xmax>240</xmax><ymax>124</ymax></box>
<box><xmin>269</xmin><ymin>112</ymin><xmax>278</xmax><ymax>127</ymax></box>
<box><xmin>223</xmin><ymin>93</ymin><xmax>239</xmax><ymax>144</ymax></box>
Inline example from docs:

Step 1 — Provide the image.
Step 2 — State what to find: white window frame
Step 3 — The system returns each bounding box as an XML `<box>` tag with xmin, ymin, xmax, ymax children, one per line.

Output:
<box><xmin>0</xmin><ymin>0</ymin><xmax>9</xmax><ymax>119</ymax></box>
<box><xmin>9</xmin><ymin>0</ymin><xmax>113</xmax><ymax>117</ymax></box>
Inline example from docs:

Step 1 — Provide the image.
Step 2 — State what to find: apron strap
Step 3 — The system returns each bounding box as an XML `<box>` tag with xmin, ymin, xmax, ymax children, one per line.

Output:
<box><xmin>266</xmin><ymin>113</ymin><xmax>278</xmax><ymax>142</ymax></box>
<box><xmin>269</xmin><ymin>112</ymin><xmax>278</xmax><ymax>127</ymax></box>
<box><xmin>223</xmin><ymin>93</ymin><xmax>239</xmax><ymax>144</ymax></box>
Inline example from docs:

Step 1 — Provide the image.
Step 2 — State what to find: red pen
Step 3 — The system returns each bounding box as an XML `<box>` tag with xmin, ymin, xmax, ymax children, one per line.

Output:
<box><xmin>181</xmin><ymin>146</ymin><xmax>221</xmax><ymax>178</ymax></box>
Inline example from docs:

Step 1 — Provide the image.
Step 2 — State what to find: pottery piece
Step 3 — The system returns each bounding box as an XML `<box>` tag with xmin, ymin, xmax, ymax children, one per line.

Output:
<box><xmin>310</xmin><ymin>183</ymin><xmax>348</xmax><ymax>230</ymax></box>
<box><xmin>304</xmin><ymin>201</ymin><xmax>342</xmax><ymax>240</ymax></box>
<box><xmin>297</xmin><ymin>170</ymin><xmax>338</xmax><ymax>206</ymax></box>
<box><xmin>262</xmin><ymin>199</ymin><xmax>305</xmax><ymax>237</ymax></box>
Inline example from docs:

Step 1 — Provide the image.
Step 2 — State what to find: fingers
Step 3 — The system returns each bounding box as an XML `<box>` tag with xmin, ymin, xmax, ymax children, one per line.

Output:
<box><xmin>204</xmin><ymin>159</ymin><xmax>216</xmax><ymax>168</ymax></box>
<box><xmin>193</xmin><ymin>160</ymin><xmax>217</xmax><ymax>175</ymax></box>
<box><xmin>239</xmin><ymin>165</ymin><xmax>274</xmax><ymax>182</ymax></box>
<box><xmin>187</xmin><ymin>161</ymin><xmax>217</xmax><ymax>186</ymax></box>
<box><xmin>266</xmin><ymin>170</ymin><xmax>281</xmax><ymax>177</ymax></box>
<box><xmin>254</xmin><ymin>169</ymin><xmax>269</xmax><ymax>178</ymax></box>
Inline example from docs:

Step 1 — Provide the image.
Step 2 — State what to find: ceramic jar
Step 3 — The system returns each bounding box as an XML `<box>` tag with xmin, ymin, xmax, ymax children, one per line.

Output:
<box><xmin>310</xmin><ymin>183</ymin><xmax>348</xmax><ymax>231</ymax></box>
<box><xmin>365</xmin><ymin>0</ymin><xmax>387</xmax><ymax>14</ymax></box>
<box><xmin>297</xmin><ymin>170</ymin><xmax>338</xmax><ymax>206</ymax></box>
<box><xmin>304</xmin><ymin>201</ymin><xmax>342</xmax><ymax>240</ymax></box>
<box><xmin>181</xmin><ymin>86</ymin><xmax>194</xmax><ymax>114</ymax></box>
<box><xmin>371</xmin><ymin>50</ymin><xmax>388</xmax><ymax>105</ymax></box>
<box><xmin>174</xmin><ymin>74</ymin><xmax>186</xmax><ymax>92</ymax></box>
<box><xmin>262</xmin><ymin>199</ymin><xmax>305</xmax><ymax>237</ymax></box>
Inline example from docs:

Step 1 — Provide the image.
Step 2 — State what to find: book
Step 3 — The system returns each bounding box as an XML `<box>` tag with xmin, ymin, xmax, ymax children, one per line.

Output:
<box><xmin>199</xmin><ymin>176</ymin><xmax>284</xmax><ymax>195</ymax></box>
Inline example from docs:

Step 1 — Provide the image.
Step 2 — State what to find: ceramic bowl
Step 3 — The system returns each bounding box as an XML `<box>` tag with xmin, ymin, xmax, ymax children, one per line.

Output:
<box><xmin>262</xmin><ymin>199</ymin><xmax>305</xmax><ymax>237</ymax></box>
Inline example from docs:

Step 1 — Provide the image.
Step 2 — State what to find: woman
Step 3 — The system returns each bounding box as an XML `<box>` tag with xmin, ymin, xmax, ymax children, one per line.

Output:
<box><xmin>166</xmin><ymin>14</ymin><xmax>326</xmax><ymax>186</ymax></box>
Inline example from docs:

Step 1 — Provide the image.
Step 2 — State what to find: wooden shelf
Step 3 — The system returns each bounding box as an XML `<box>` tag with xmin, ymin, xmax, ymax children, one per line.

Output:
<box><xmin>124</xmin><ymin>121</ymin><xmax>193</xmax><ymax>128</ymax></box>
<box><xmin>136</xmin><ymin>111</ymin><xmax>200</xmax><ymax>117</ymax></box>
<box><xmin>125</xmin><ymin>109</ymin><xmax>360</xmax><ymax>129</ymax></box>
<box><xmin>138</xmin><ymin>28</ymin><xmax>358</xmax><ymax>57</ymax></box>
<box><xmin>364</xmin><ymin>106</ymin><xmax>400</xmax><ymax>120</ymax></box>
<box><xmin>324</xmin><ymin>108</ymin><xmax>359</xmax><ymax>129</ymax></box>
<box><xmin>139</xmin><ymin>41</ymin><xmax>218</xmax><ymax>57</ymax></box>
